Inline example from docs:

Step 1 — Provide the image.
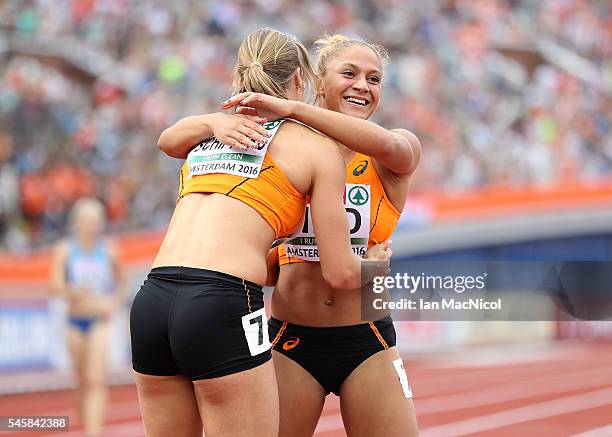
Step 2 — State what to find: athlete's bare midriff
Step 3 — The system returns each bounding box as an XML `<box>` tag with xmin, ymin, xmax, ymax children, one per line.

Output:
<box><xmin>153</xmin><ymin>193</ymin><xmax>276</xmax><ymax>286</ymax></box>
<box><xmin>272</xmin><ymin>262</ymin><xmax>389</xmax><ymax>326</ymax></box>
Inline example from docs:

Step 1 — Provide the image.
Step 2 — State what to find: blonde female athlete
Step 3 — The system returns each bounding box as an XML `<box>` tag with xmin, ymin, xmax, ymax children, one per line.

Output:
<box><xmin>132</xmin><ymin>28</ymin><xmax>391</xmax><ymax>437</ymax></box>
<box><xmin>160</xmin><ymin>34</ymin><xmax>421</xmax><ymax>437</ymax></box>
<box><xmin>50</xmin><ymin>198</ymin><xmax>130</xmax><ymax>437</ymax></box>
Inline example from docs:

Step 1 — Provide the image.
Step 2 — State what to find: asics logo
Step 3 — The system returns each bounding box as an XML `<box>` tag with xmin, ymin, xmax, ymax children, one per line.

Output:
<box><xmin>353</xmin><ymin>160</ymin><xmax>368</xmax><ymax>176</ymax></box>
<box><xmin>282</xmin><ymin>337</ymin><xmax>300</xmax><ymax>350</ymax></box>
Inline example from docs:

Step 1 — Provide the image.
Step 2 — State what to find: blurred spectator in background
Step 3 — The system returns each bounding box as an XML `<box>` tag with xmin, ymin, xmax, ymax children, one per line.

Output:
<box><xmin>0</xmin><ymin>0</ymin><xmax>609</xmax><ymax>251</ymax></box>
<box><xmin>49</xmin><ymin>198</ymin><xmax>130</xmax><ymax>437</ymax></box>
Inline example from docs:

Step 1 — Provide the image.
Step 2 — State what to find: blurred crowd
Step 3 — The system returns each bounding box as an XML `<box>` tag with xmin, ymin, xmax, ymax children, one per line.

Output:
<box><xmin>0</xmin><ymin>0</ymin><xmax>610</xmax><ymax>251</ymax></box>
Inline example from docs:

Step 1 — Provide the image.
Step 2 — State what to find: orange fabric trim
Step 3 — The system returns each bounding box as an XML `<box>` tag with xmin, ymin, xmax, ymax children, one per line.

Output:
<box><xmin>369</xmin><ymin>322</ymin><xmax>389</xmax><ymax>349</ymax></box>
<box><xmin>271</xmin><ymin>321</ymin><xmax>288</xmax><ymax>347</ymax></box>
<box><xmin>242</xmin><ymin>279</ymin><xmax>252</xmax><ymax>313</ymax></box>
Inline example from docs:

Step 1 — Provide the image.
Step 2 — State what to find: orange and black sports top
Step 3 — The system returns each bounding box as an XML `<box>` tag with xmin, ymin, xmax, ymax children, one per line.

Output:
<box><xmin>278</xmin><ymin>152</ymin><xmax>401</xmax><ymax>265</ymax></box>
<box><xmin>177</xmin><ymin>120</ymin><xmax>307</xmax><ymax>238</ymax></box>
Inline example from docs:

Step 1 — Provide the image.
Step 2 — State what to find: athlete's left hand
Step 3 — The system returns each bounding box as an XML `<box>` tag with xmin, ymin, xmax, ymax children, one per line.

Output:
<box><xmin>364</xmin><ymin>240</ymin><xmax>393</xmax><ymax>261</ymax></box>
<box><xmin>221</xmin><ymin>92</ymin><xmax>295</xmax><ymax>118</ymax></box>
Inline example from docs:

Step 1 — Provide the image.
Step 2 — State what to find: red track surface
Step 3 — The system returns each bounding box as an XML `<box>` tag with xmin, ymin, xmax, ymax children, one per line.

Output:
<box><xmin>1</xmin><ymin>341</ymin><xmax>611</xmax><ymax>437</ymax></box>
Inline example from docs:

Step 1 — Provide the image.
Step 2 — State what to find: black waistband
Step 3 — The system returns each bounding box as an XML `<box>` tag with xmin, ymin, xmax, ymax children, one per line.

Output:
<box><xmin>269</xmin><ymin>316</ymin><xmax>392</xmax><ymax>339</ymax></box>
<box><xmin>149</xmin><ymin>266</ymin><xmax>263</xmax><ymax>292</ymax></box>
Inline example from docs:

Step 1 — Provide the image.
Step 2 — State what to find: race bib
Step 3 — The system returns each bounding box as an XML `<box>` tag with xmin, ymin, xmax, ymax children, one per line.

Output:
<box><xmin>241</xmin><ymin>307</ymin><xmax>271</xmax><ymax>356</ymax></box>
<box><xmin>186</xmin><ymin>119</ymin><xmax>284</xmax><ymax>179</ymax></box>
<box><xmin>283</xmin><ymin>184</ymin><xmax>371</xmax><ymax>261</ymax></box>
<box><xmin>393</xmin><ymin>358</ymin><xmax>413</xmax><ymax>399</ymax></box>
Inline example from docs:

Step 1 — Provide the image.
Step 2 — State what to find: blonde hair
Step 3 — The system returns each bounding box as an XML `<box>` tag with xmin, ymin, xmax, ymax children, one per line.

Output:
<box><xmin>233</xmin><ymin>28</ymin><xmax>316</xmax><ymax>99</ymax></box>
<box><xmin>70</xmin><ymin>197</ymin><xmax>106</xmax><ymax>227</ymax></box>
<box><xmin>313</xmin><ymin>34</ymin><xmax>389</xmax><ymax>98</ymax></box>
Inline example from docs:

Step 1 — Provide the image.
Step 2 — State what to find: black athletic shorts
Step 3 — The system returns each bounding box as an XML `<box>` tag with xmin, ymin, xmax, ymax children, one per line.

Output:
<box><xmin>130</xmin><ymin>266</ymin><xmax>272</xmax><ymax>380</ymax></box>
<box><xmin>268</xmin><ymin>316</ymin><xmax>396</xmax><ymax>395</ymax></box>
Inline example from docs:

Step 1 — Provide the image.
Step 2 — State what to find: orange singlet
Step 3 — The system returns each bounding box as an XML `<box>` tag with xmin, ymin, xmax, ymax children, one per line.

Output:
<box><xmin>278</xmin><ymin>152</ymin><xmax>400</xmax><ymax>265</ymax></box>
<box><xmin>178</xmin><ymin>119</ymin><xmax>307</xmax><ymax>239</ymax></box>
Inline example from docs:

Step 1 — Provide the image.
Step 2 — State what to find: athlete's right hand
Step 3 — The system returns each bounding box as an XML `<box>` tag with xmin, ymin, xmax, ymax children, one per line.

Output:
<box><xmin>213</xmin><ymin>113</ymin><xmax>268</xmax><ymax>151</ymax></box>
<box><xmin>364</xmin><ymin>240</ymin><xmax>393</xmax><ymax>261</ymax></box>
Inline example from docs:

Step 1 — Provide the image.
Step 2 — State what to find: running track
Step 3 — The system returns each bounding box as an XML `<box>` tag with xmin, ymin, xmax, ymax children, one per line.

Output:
<box><xmin>1</xmin><ymin>341</ymin><xmax>611</xmax><ymax>436</ymax></box>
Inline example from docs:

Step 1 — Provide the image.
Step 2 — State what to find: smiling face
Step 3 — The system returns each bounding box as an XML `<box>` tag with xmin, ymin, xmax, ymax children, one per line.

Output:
<box><xmin>319</xmin><ymin>44</ymin><xmax>382</xmax><ymax>120</ymax></box>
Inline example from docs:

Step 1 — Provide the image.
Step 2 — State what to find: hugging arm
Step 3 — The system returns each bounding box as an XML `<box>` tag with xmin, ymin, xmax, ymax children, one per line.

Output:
<box><xmin>224</xmin><ymin>93</ymin><xmax>421</xmax><ymax>176</ymax></box>
<box><xmin>158</xmin><ymin>113</ymin><xmax>268</xmax><ymax>158</ymax></box>
<box><xmin>292</xmin><ymin>103</ymin><xmax>422</xmax><ymax>176</ymax></box>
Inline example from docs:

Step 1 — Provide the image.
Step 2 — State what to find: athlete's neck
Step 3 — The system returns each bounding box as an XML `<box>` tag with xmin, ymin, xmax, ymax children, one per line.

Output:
<box><xmin>76</xmin><ymin>236</ymin><xmax>97</xmax><ymax>251</ymax></box>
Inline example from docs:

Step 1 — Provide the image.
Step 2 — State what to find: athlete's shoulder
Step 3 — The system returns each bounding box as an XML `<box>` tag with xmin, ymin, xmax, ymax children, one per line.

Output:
<box><xmin>297</xmin><ymin>120</ymin><xmax>340</xmax><ymax>148</ymax></box>
<box><xmin>276</xmin><ymin>119</ymin><xmax>339</xmax><ymax>157</ymax></box>
<box><xmin>278</xmin><ymin>119</ymin><xmax>323</xmax><ymax>139</ymax></box>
